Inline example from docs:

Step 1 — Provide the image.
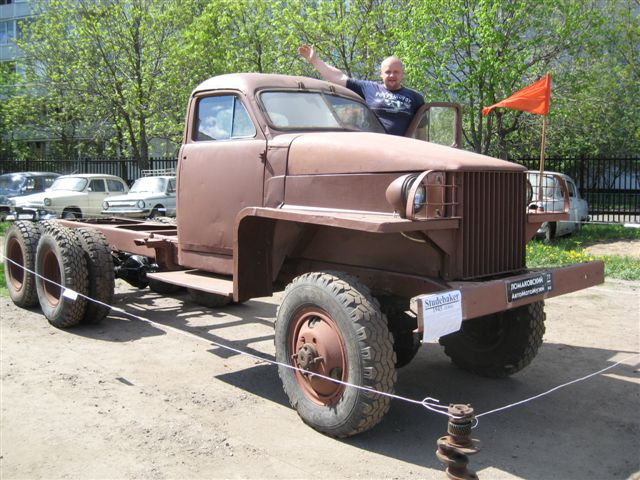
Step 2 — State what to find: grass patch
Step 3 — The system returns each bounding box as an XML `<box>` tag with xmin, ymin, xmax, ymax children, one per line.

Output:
<box><xmin>527</xmin><ymin>223</ymin><xmax>640</xmax><ymax>280</ymax></box>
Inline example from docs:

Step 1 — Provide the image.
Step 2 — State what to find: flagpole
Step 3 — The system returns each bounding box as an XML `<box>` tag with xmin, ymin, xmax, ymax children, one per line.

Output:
<box><xmin>538</xmin><ymin>114</ymin><xmax>548</xmax><ymax>206</ymax></box>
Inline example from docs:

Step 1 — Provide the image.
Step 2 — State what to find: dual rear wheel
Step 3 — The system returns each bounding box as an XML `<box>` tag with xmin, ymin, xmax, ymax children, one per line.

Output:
<box><xmin>4</xmin><ymin>221</ymin><xmax>114</xmax><ymax>327</ymax></box>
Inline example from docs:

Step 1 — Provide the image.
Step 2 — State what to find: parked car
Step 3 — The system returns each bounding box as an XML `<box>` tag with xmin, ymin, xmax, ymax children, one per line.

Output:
<box><xmin>9</xmin><ymin>173</ymin><xmax>128</xmax><ymax>220</ymax></box>
<box><xmin>0</xmin><ymin>172</ymin><xmax>60</xmax><ymax>220</ymax></box>
<box><xmin>102</xmin><ymin>174</ymin><xmax>176</xmax><ymax>218</ymax></box>
<box><xmin>527</xmin><ymin>170</ymin><xmax>589</xmax><ymax>240</ymax></box>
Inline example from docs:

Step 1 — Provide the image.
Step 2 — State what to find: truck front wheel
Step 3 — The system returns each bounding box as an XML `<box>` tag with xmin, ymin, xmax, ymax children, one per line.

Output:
<box><xmin>439</xmin><ymin>301</ymin><xmax>545</xmax><ymax>378</ymax></box>
<box><xmin>275</xmin><ymin>271</ymin><xmax>396</xmax><ymax>437</ymax></box>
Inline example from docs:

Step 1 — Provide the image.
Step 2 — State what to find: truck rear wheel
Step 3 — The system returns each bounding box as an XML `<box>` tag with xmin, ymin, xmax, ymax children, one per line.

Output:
<box><xmin>4</xmin><ymin>221</ymin><xmax>41</xmax><ymax>307</ymax></box>
<box><xmin>75</xmin><ymin>228</ymin><xmax>114</xmax><ymax>323</ymax></box>
<box><xmin>35</xmin><ymin>224</ymin><xmax>89</xmax><ymax>328</ymax></box>
<box><xmin>439</xmin><ymin>301</ymin><xmax>546</xmax><ymax>378</ymax></box>
<box><xmin>274</xmin><ymin>271</ymin><xmax>396</xmax><ymax>437</ymax></box>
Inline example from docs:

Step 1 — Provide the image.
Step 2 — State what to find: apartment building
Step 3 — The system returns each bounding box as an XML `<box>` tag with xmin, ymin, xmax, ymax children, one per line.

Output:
<box><xmin>0</xmin><ymin>0</ymin><xmax>30</xmax><ymax>69</ymax></box>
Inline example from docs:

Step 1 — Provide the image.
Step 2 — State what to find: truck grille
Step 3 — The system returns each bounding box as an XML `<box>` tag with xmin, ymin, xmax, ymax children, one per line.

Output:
<box><xmin>462</xmin><ymin>171</ymin><xmax>526</xmax><ymax>279</ymax></box>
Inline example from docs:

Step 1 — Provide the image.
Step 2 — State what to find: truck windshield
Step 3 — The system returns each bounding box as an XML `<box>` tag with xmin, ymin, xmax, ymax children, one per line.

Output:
<box><xmin>260</xmin><ymin>91</ymin><xmax>385</xmax><ymax>133</ymax></box>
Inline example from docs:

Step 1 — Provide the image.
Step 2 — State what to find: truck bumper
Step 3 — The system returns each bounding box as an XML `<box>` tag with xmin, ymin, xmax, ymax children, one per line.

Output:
<box><xmin>414</xmin><ymin>260</ymin><xmax>604</xmax><ymax>331</ymax></box>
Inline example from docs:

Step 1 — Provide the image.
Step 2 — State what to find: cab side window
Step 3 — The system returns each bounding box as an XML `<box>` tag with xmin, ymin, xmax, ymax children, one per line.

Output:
<box><xmin>195</xmin><ymin>95</ymin><xmax>256</xmax><ymax>141</ymax></box>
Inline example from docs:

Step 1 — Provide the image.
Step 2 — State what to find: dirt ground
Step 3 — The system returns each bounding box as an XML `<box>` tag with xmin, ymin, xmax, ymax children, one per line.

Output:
<box><xmin>1</xmin><ymin>255</ymin><xmax>639</xmax><ymax>479</ymax></box>
<box><xmin>585</xmin><ymin>239</ymin><xmax>640</xmax><ymax>258</ymax></box>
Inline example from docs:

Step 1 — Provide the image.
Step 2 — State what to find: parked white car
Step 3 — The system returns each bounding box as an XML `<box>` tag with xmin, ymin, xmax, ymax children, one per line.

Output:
<box><xmin>102</xmin><ymin>175</ymin><xmax>176</xmax><ymax>218</ymax></box>
<box><xmin>527</xmin><ymin>171</ymin><xmax>589</xmax><ymax>240</ymax></box>
<box><xmin>9</xmin><ymin>173</ymin><xmax>129</xmax><ymax>220</ymax></box>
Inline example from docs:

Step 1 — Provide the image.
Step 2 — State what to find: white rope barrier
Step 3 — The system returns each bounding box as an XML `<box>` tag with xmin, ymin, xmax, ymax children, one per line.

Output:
<box><xmin>2</xmin><ymin>254</ymin><xmax>639</xmax><ymax>425</ymax></box>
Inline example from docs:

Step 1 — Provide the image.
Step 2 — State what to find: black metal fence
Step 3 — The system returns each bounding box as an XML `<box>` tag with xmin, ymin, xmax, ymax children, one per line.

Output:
<box><xmin>516</xmin><ymin>156</ymin><xmax>639</xmax><ymax>224</ymax></box>
<box><xmin>1</xmin><ymin>155</ymin><xmax>638</xmax><ymax>224</ymax></box>
<box><xmin>0</xmin><ymin>157</ymin><xmax>178</xmax><ymax>186</ymax></box>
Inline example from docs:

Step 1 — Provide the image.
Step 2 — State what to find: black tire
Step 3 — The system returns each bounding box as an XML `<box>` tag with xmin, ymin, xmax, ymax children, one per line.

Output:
<box><xmin>75</xmin><ymin>228</ymin><xmax>114</xmax><ymax>323</ymax></box>
<box><xmin>187</xmin><ymin>288</ymin><xmax>232</xmax><ymax>307</ymax></box>
<box><xmin>378</xmin><ymin>295</ymin><xmax>421</xmax><ymax>368</ymax></box>
<box><xmin>37</xmin><ymin>220</ymin><xmax>62</xmax><ymax>233</ymax></box>
<box><xmin>439</xmin><ymin>301</ymin><xmax>546</xmax><ymax>378</ymax></box>
<box><xmin>62</xmin><ymin>209</ymin><xmax>81</xmax><ymax>220</ymax></box>
<box><xmin>148</xmin><ymin>207</ymin><xmax>162</xmax><ymax>219</ymax></box>
<box><xmin>149</xmin><ymin>278</ymin><xmax>184</xmax><ymax>294</ymax></box>
<box><xmin>4</xmin><ymin>221</ymin><xmax>41</xmax><ymax>307</ymax></box>
<box><xmin>275</xmin><ymin>271</ymin><xmax>397</xmax><ymax>437</ymax></box>
<box><xmin>35</xmin><ymin>224</ymin><xmax>89</xmax><ymax>328</ymax></box>
<box><xmin>542</xmin><ymin>222</ymin><xmax>556</xmax><ymax>242</ymax></box>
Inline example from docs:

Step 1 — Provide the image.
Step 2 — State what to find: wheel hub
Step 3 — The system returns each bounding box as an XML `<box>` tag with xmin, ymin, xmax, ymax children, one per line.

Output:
<box><xmin>296</xmin><ymin>343</ymin><xmax>320</xmax><ymax>371</ymax></box>
<box><xmin>289</xmin><ymin>307</ymin><xmax>347</xmax><ymax>405</ymax></box>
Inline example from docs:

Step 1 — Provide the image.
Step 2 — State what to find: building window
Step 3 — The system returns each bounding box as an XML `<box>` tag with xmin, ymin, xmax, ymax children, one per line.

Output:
<box><xmin>0</xmin><ymin>20</ymin><xmax>16</xmax><ymax>45</ymax></box>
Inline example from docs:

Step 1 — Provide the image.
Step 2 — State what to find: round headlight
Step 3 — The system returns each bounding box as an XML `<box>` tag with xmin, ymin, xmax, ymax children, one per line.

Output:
<box><xmin>44</xmin><ymin>198</ymin><xmax>52</xmax><ymax>207</ymax></box>
<box><xmin>413</xmin><ymin>184</ymin><xmax>426</xmax><ymax>214</ymax></box>
<box><xmin>137</xmin><ymin>200</ymin><xmax>145</xmax><ymax>209</ymax></box>
<box><xmin>386</xmin><ymin>173</ymin><xmax>422</xmax><ymax>218</ymax></box>
<box><xmin>102</xmin><ymin>200</ymin><xmax>109</xmax><ymax>209</ymax></box>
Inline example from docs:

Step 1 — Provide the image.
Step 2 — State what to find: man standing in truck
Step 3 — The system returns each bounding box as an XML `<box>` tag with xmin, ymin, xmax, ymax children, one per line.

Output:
<box><xmin>298</xmin><ymin>44</ymin><xmax>424</xmax><ymax>136</ymax></box>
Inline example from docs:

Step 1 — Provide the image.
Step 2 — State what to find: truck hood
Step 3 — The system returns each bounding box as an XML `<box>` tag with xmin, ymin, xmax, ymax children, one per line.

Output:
<box><xmin>282</xmin><ymin>132</ymin><xmax>525</xmax><ymax>175</ymax></box>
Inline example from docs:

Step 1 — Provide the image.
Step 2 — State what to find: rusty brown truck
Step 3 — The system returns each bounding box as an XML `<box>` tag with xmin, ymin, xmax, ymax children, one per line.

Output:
<box><xmin>4</xmin><ymin>73</ymin><xmax>604</xmax><ymax>438</ymax></box>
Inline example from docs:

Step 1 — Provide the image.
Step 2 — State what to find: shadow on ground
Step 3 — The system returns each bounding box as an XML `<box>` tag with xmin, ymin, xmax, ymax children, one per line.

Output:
<box><xmin>61</xmin><ymin>286</ymin><xmax>640</xmax><ymax>479</ymax></box>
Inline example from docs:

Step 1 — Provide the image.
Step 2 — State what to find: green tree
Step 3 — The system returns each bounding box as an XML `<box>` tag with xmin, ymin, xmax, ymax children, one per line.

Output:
<box><xmin>386</xmin><ymin>0</ymin><xmax>606</xmax><ymax>158</ymax></box>
<box><xmin>17</xmin><ymin>0</ymin><xmax>197</xmax><ymax>166</ymax></box>
<box><xmin>549</xmin><ymin>0</ymin><xmax>639</xmax><ymax>158</ymax></box>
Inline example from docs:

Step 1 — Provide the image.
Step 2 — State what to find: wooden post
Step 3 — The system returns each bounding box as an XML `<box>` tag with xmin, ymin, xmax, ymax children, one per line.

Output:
<box><xmin>537</xmin><ymin>115</ymin><xmax>548</xmax><ymax>206</ymax></box>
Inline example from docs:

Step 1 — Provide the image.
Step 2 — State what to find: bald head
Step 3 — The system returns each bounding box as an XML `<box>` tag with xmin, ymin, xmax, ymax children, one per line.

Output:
<box><xmin>380</xmin><ymin>56</ymin><xmax>405</xmax><ymax>91</ymax></box>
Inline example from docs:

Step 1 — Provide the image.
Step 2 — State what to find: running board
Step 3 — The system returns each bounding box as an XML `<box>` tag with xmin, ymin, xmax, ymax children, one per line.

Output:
<box><xmin>146</xmin><ymin>270</ymin><xmax>233</xmax><ymax>297</ymax></box>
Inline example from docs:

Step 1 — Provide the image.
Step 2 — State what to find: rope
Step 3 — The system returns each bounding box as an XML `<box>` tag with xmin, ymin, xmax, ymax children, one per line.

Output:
<box><xmin>2</xmin><ymin>254</ymin><xmax>638</xmax><ymax>425</ymax></box>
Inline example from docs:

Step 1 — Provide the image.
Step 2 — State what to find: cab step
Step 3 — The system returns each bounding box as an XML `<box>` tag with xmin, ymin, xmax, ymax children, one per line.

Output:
<box><xmin>146</xmin><ymin>270</ymin><xmax>233</xmax><ymax>297</ymax></box>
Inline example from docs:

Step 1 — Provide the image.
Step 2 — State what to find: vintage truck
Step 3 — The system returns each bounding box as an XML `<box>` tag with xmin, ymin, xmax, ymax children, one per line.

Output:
<box><xmin>4</xmin><ymin>73</ymin><xmax>604</xmax><ymax>438</ymax></box>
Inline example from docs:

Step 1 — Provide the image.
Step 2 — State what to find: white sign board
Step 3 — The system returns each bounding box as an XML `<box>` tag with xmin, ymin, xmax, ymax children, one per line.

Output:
<box><xmin>419</xmin><ymin>290</ymin><xmax>463</xmax><ymax>342</ymax></box>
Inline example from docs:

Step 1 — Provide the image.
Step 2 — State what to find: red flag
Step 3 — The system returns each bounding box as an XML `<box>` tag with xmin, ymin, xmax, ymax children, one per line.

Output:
<box><xmin>482</xmin><ymin>74</ymin><xmax>551</xmax><ymax>116</ymax></box>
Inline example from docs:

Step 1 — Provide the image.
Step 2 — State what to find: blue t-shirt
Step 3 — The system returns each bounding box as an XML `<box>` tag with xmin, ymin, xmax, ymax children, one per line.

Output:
<box><xmin>346</xmin><ymin>79</ymin><xmax>425</xmax><ymax>136</ymax></box>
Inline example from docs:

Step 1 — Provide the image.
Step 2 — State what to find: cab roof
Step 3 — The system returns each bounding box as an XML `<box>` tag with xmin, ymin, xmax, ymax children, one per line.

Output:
<box><xmin>192</xmin><ymin>73</ymin><xmax>362</xmax><ymax>102</ymax></box>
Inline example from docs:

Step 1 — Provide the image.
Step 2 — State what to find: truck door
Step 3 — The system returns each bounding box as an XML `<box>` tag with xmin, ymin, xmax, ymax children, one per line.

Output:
<box><xmin>404</xmin><ymin>102</ymin><xmax>463</xmax><ymax>148</ymax></box>
<box><xmin>177</xmin><ymin>93</ymin><xmax>266</xmax><ymax>273</ymax></box>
